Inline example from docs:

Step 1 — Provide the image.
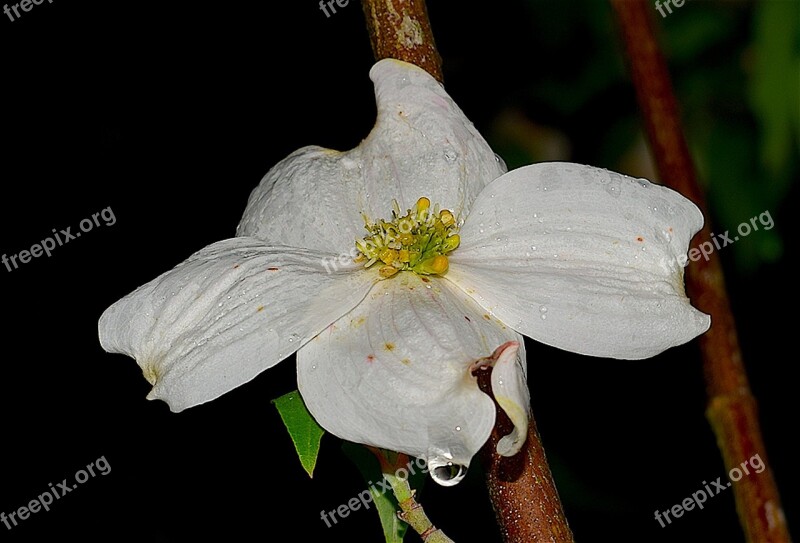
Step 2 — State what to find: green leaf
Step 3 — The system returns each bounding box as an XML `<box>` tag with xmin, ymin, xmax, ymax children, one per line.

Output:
<box><xmin>272</xmin><ymin>390</ymin><xmax>324</xmax><ymax>478</ymax></box>
<box><xmin>341</xmin><ymin>442</ymin><xmax>425</xmax><ymax>543</ymax></box>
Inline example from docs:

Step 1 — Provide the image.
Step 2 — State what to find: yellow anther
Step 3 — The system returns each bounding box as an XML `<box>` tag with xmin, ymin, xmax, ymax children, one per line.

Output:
<box><xmin>380</xmin><ymin>248</ymin><xmax>399</xmax><ymax>264</ymax></box>
<box><xmin>443</xmin><ymin>234</ymin><xmax>460</xmax><ymax>252</ymax></box>
<box><xmin>416</xmin><ymin>197</ymin><xmax>430</xmax><ymax>213</ymax></box>
<box><xmin>431</xmin><ymin>255</ymin><xmax>449</xmax><ymax>274</ymax></box>
<box><xmin>418</xmin><ymin>255</ymin><xmax>449</xmax><ymax>275</ymax></box>
<box><xmin>440</xmin><ymin>210</ymin><xmax>455</xmax><ymax>227</ymax></box>
<box><xmin>398</xmin><ymin>233</ymin><xmax>415</xmax><ymax>245</ymax></box>
<box><xmin>379</xmin><ymin>265</ymin><xmax>399</xmax><ymax>278</ymax></box>
<box><xmin>399</xmin><ymin>249</ymin><xmax>410</xmax><ymax>262</ymax></box>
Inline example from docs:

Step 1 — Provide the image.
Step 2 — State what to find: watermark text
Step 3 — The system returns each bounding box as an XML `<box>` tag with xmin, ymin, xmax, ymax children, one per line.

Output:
<box><xmin>654</xmin><ymin>453</ymin><xmax>765</xmax><ymax>528</ymax></box>
<box><xmin>2</xmin><ymin>206</ymin><xmax>116</xmax><ymax>273</ymax></box>
<box><xmin>1</xmin><ymin>455</ymin><xmax>111</xmax><ymax>530</ymax></box>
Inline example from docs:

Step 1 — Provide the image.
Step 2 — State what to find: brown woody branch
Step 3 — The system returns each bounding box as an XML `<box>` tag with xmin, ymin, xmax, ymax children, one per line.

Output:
<box><xmin>361</xmin><ymin>0</ymin><xmax>443</xmax><ymax>83</ymax></box>
<box><xmin>609</xmin><ymin>1</ymin><xmax>791</xmax><ymax>541</ymax></box>
<box><xmin>478</xmin><ymin>371</ymin><xmax>574</xmax><ymax>543</ymax></box>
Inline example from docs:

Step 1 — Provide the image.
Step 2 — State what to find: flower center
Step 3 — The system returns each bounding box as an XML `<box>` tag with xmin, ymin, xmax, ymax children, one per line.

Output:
<box><xmin>356</xmin><ymin>197</ymin><xmax>461</xmax><ymax>279</ymax></box>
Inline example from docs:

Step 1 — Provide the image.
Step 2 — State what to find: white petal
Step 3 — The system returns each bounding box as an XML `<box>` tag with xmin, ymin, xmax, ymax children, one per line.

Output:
<box><xmin>488</xmin><ymin>342</ymin><xmax>530</xmax><ymax>456</ymax></box>
<box><xmin>448</xmin><ymin>162</ymin><xmax>711</xmax><ymax>359</ymax></box>
<box><xmin>99</xmin><ymin>237</ymin><xmax>377</xmax><ymax>412</ymax></box>
<box><xmin>237</xmin><ymin>59</ymin><xmax>505</xmax><ymax>252</ymax></box>
<box><xmin>296</xmin><ymin>272</ymin><xmax>523</xmax><ymax>480</ymax></box>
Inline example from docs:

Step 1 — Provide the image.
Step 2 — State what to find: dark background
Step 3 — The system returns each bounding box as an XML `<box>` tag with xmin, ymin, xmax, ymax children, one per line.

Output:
<box><xmin>1</xmin><ymin>1</ymin><xmax>796</xmax><ymax>541</ymax></box>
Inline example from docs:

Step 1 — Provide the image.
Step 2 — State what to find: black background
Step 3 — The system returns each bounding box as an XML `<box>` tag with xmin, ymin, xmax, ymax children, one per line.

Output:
<box><xmin>1</xmin><ymin>1</ymin><xmax>795</xmax><ymax>542</ymax></box>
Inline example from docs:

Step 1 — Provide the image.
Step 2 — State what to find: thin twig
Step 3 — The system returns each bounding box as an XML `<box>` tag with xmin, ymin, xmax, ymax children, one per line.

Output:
<box><xmin>609</xmin><ymin>2</ymin><xmax>791</xmax><ymax>541</ymax></box>
<box><xmin>373</xmin><ymin>449</ymin><xmax>455</xmax><ymax>543</ymax></box>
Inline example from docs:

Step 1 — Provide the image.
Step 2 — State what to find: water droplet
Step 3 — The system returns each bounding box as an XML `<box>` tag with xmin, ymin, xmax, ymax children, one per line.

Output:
<box><xmin>494</xmin><ymin>153</ymin><xmax>507</xmax><ymax>171</ymax></box>
<box><xmin>541</xmin><ymin>314</ymin><xmax>547</xmax><ymax>320</ymax></box>
<box><xmin>455</xmin><ymin>426</ymin><xmax>462</xmax><ymax>432</ymax></box>
<box><xmin>530</xmin><ymin>245</ymin><xmax>537</xmax><ymax>251</ymax></box>
<box><xmin>288</xmin><ymin>333</ymin><xmax>301</xmax><ymax>343</ymax></box>
<box><xmin>539</xmin><ymin>305</ymin><xmax>548</xmax><ymax>313</ymax></box>
<box><xmin>429</xmin><ymin>458</ymin><xmax>468</xmax><ymax>487</ymax></box>
<box><xmin>444</xmin><ymin>149</ymin><xmax>458</xmax><ymax>162</ymax></box>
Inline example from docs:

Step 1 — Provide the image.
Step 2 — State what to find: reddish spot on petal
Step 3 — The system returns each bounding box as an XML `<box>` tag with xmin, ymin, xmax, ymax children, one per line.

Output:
<box><xmin>636</xmin><ymin>236</ymin><xmax>644</xmax><ymax>242</ymax></box>
<box><xmin>366</xmin><ymin>354</ymin><xmax>376</xmax><ymax>363</ymax></box>
<box><xmin>668</xmin><ymin>227</ymin><xmax>674</xmax><ymax>233</ymax></box>
<box><xmin>256</xmin><ymin>306</ymin><xmax>265</xmax><ymax>312</ymax></box>
<box><xmin>483</xmin><ymin>314</ymin><xmax>491</xmax><ymax>320</ymax></box>
<box><xmin>401</xmin><ymin>358</ymin><xmax>411</xmax><ymax>365</ymax></box>
<box><xmin>464</xmin><ymin>316</ymin><xmax>471</xmax><ymax>322</ymax></box>
<box><xmin>384</xmin><ymin>342</ymin><xmax>395</xmax><ymax>351</ymax></box>
<box><xmin>420</xmin><ymin>277</ymin><xmax>430</xmax><ymax>283</ymax></box>
<box><xmin>267</xmin><ymin>267</ymin><xmax>280</xmax><ymax>271</ymax></box>
<box><xmin>233</xmin><ymin>264</ymin><xmax>240</xmax><ymax>269</ymax></box>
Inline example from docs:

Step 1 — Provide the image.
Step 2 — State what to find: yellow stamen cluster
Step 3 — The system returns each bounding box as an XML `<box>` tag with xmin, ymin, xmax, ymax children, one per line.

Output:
<box><xmin>356</xmin><ymin>197</ymin><xmax>461</xmax><ymax>279</ymax></box>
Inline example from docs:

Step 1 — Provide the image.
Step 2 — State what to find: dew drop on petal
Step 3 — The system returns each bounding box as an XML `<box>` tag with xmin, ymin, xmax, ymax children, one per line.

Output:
<box><xmin>444</xmin><ymin>149</ymin><xmax>458</xmax><ymax>162</ymax></box>
<box><xmin>428</xmin><ymin>458</ymin><xmax>468</xmax><ymax>487</ymax></box>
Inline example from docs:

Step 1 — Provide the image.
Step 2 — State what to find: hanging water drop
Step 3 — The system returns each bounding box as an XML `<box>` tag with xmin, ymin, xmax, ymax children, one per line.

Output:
<box><xmin>428</xmin><ymin>458</ymin><xmax>468</xmax><ymax>487</ymax></box>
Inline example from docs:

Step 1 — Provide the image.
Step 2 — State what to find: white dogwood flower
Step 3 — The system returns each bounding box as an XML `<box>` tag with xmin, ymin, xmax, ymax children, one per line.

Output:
<box><xmin>99</xmin><ymin>59</ymin><xmax>709</xmax><ymax>486</ymax></box>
